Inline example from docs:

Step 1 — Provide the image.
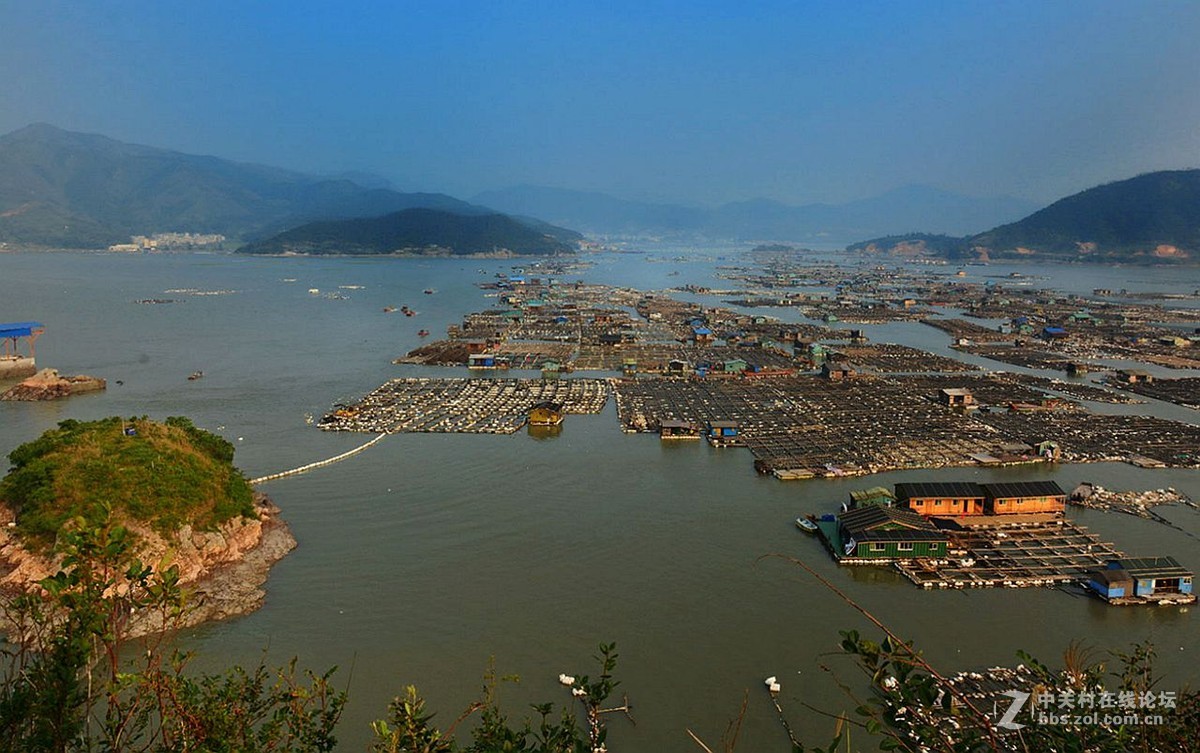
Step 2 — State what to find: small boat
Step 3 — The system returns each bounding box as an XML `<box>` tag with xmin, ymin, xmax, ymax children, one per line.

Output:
<box><xmin>423</xmin><ymin>288</ymin><xmax>436</xmax><ymax>295</ymax></box>
<box><xmin>383</xmin><ymin>306</ymin><xmax>397</xmax><ymax>313</ymax></box>
<box><xmin>795</xmin><ymin>517</ymin><xmax>818</xmax><ymax>533</ymax></box>
<box><xmin>187</xmin><ymin>371</ymin><xmax>204</xmax><ymax>381</ymax></box>
<box><xmin>418</xmin><ymin>329</ymin><xmax>430</xmax><ymax>337</ymax></box>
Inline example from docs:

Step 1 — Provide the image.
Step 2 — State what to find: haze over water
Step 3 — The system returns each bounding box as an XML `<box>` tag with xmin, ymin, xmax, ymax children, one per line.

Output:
<box><xmin>3</xmin><ymin>249</ymin><xmax>1198</xmax><ymax>750</ymax></box>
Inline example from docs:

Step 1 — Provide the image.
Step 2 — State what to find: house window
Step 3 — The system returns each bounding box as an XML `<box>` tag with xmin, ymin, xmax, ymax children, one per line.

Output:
<box><xmin>869</xmin><ymin>543</ymin><xmax>887</xmax><ymax>553</ymax></box>
<box><xmin>897</xmin><ymin>542</ymin><xmax>914</xmax><ymax>552</ymax></box>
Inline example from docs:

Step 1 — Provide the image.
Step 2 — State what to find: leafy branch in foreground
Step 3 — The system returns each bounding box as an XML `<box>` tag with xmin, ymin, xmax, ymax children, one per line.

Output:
<box><xmin>0</xmin><ymin>516</ymin><xmax>344</xmax><ymax>753</ymax></box>
<box><xmin>3</xmin><ymin>519</ymin><xmax>1196</xmax><ymax>752</ymax></box>
<box><xmin>371</xmin><ymin>642</ymin><xmax>634</xmax><ymax>753</ymax></box>
<box><xmin>688</xmin><ymin>554</ymin><xmax>1199</xmax><ymax>753</ymax></box>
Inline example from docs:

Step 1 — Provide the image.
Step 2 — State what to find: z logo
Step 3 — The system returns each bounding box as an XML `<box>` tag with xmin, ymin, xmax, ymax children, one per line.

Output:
<box><xmin>996</xmin><ymin>690</ymin><xmax>1030</xmax><ymax>730</ymax></box>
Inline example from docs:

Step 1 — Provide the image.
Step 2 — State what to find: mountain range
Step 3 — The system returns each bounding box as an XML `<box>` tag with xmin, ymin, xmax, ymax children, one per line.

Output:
<box><xmin>3</xmin><ymin>124</ymin><xmax>1196</xmax><ymax>263</ymax></box>
<box><xmin>471</xmin><ymin>184</ymin><xmax>1041</xmax><ymax>241</ymax></box>
<box><xmin>851</xmin><ymin>170</ymin><xmax>1200</xmax><ymax>263</ymax></box>
<box><xmin>0</xmin><ymin>124</ymin><xmax>571</xmax><ymax>250</ymax></box>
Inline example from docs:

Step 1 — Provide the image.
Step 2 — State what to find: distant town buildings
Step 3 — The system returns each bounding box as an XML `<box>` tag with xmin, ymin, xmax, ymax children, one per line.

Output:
<box><xmin>108</xmin><ymin>232</ymin><xmax>226</xmax><ymax>252</ymax></box>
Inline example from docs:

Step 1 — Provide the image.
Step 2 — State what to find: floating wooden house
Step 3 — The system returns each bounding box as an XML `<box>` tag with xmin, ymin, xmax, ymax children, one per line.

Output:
<box><xmin>981</xmin><ymin>481</ymin><xmax>1066</xmax><ymax>515</ymax></box>
<box><xmin>938</xmin><ymin>387</ymin><xmax>977</xmax><ymax>409</ymax></box>
<box><xmin>1115</xmin><ymin>368</ymin><xmax>1154</xmax><ymax>384</ymax></box>
<box><xmin>847</xmin><ymin>486</ymin><xmax>895</xmax><ymax>510</ymax></box>
<box><xmin>1088</xmin><ymin>558</ymin><xmax>1194</xmax><ymax>604</ymax></box>
<box><xmin>528</xmin><ymin>401</ymin><xmax>565</xmax><ymax>427</ymax></box>
<box><xmin>706</xmin><ymin>420</ymin><xmax>740</xmax><ymax>446</ymax></box>
<box><xmin>821</xmin><ymin>362</ymin><xmax>856</xmax><ymax>380</ymax></box>
<box><xmin>834</xmin><ymin>506</ymin><xmax>948</xmax><ymax>562</ymax></box>
<box><xmin>1088</xmin><ymin>568</ymin><xmax>1134</xmax><ymax>601</ymax></box>
<box><xmin>895</xmin><ymin>482</ymin><xmax>985</xmax><ymax>517</ymax></box>
<box><xmin>659</xmin><ymin>419</ymin><xmax>701</xmax><ymax>440</ymax></box>
<box><xmin>722</xmin><ymin>358</ymin><xmax>748</xmax><ymax>374</ymax></box>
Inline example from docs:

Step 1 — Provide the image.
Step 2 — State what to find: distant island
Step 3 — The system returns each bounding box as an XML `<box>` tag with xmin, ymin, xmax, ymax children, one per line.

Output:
<box><xmin>0</xmin><ymin>416</ymin><xmax>294</xmax><ymax>636</ymax></box>
<box><xmin>238</xmin><ymin>207</ymin><xmax>578</xmax><ymax>256</ymax></box>
<box><xmin>850</xmin><ymin>170</ymin><xmax>1200</xmax><ymax>264</ymax></box>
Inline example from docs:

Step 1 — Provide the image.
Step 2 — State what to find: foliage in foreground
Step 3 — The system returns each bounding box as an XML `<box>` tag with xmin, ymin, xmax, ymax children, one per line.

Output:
<box><xmin>1</xmin><ymin>518</ymin><xmax>1197</xmax><ymax>752</ymax></box>
<box><xmin>0</xmin><ymin>519</ymin><xmax>343</xmax><ymax>753</ymax></box>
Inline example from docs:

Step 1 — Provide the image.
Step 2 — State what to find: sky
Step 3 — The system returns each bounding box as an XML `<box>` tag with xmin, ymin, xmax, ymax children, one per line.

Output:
<box><xmin>2</xmin><ymin>1</ymin><xmax>1199</xmax><ymax>206</ymax></box>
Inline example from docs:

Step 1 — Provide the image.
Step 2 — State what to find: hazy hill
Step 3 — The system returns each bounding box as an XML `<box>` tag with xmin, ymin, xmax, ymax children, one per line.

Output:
<box><xmin>0</xmin><ymin>124</ymin><xmax>484</xmax><ymax>248</ymax></box>
<box><xmin>852</xmin><ymin>170</ymin><xmax>1200</xmax><ymax>263</ymax></box>
<box><xmin>970</xmin><ymin>170</ymin><xmax>1200</xmax><ymax>262</ymax></box>
<box><xmin>239</xmin><ymin>208</ymin><xmax>575</xmax><ymax>256</ymax></box>
<box><xmin>472</xmin><ymin>184</ymin><xmax>1037</xmax><ymax>240</ymax></box>
<box><xmin>471</xmin><ymin>185</ymin><xmax>706</xmax><ymax>234</ymax></box>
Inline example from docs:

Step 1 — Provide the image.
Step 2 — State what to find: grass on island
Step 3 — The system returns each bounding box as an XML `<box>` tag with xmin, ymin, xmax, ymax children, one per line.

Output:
<box><xmin>0</xmin><ymin>416</ymin><xmax>255</xmax><ymax>550</ymax></box>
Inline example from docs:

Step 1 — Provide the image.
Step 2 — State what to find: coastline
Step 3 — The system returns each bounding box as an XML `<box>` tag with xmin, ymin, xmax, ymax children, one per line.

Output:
<box><xmin>0</xmin><ymin>492</ymin><xmax>296</xmax><ymax>640</ymax></box>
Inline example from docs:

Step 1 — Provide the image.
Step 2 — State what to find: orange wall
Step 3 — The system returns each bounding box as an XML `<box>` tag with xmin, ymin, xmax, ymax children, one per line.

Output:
<box><xmin>988</xmin><ymin>496</ymin><xmax>1065</xmax><ymax>514</ymax></box>
<box><xmin>905</xmin><ymin>497</ymin><xmax>984</xmax><ymax>516</ymax></box>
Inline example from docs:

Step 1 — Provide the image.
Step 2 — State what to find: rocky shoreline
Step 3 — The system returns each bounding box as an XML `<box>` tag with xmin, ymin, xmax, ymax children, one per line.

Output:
<box><xmin>0</xmin><ymin>367</ymin><xmax>106</xmax><ymax>401</ymax></box>
<box><xmin>0</xmin><ymin>492</ymin><xmax>295</xmax><ymax>638</ymax></box>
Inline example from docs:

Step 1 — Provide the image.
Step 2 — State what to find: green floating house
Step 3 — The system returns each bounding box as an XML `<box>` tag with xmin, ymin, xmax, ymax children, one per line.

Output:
<box><xmin>833</xmin><ymin>506</ymin><xmax>948</xmax><ymax>562</ymax></box>
<box><xmin>847</xmin><ymin>486</ymin><xmax>895</xmax><ymax>510</ymax></box>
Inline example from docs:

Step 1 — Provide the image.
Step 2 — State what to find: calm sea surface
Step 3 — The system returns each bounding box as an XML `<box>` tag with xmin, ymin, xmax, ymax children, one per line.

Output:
<box><xmin>2</xmin><ymin>250</ymin><xmax>1198</xmax><ymax>751</ymax></box>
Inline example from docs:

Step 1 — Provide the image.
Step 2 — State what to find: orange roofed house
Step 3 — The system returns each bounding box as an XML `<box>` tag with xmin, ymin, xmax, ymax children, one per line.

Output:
<box><xmin>981</xmin><ymin>480</ymin><xmax>1066</xmax><ymax>515</ymax></box>
<box><xmin>895</xmin><ymin>482</ymin><xmax>985</xmax><ymax>517</ymax></box>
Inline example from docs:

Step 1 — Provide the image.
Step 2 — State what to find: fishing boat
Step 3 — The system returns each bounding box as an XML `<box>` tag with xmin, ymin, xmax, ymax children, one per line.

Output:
<box><xmin>418</xmin><ymin>329</ymin><xmax>430</xmax><ymax>337</ymax></box>
<box><xmin>187</xmin><ymin>371</ymin><xmax>204</xmax><ymax>381</ymax></box>
<box><xmin>795</xmin><ymin>517</ymin><xmax>818</xmax><ymax>533</ymax></box>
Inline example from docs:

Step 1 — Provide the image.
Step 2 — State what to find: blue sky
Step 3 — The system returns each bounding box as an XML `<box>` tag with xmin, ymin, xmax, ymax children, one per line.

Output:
<box><xmin>3</xmin><ymin>1</ymin><xmax>1198</xmax><ymax>205</ymax></box>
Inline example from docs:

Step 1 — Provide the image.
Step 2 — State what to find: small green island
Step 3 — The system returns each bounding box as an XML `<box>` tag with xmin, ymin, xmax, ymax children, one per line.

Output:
<box><xmin>0</xmin><ymin>416</ymin><xmax>294</xmax><ymax>635</ymax></box>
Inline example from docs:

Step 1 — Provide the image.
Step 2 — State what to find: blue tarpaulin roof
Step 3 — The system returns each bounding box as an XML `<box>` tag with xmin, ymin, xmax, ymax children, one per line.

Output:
<box><xmin>0</xmin><ymin>322</ymin><xmax>44</xmax><ymax>339</ymax></box>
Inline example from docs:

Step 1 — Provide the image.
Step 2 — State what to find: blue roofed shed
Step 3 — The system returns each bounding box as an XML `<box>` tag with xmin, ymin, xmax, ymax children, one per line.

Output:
<box><xmin>1</xmin><ymin>321</ymin><xmax>45</xmax><ymax>358</ymax></box>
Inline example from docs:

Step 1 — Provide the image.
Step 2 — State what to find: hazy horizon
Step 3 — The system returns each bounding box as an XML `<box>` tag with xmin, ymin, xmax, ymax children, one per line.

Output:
<box><xmin>3</xmin><ymin>1</ymin><xmax>1198</xmax><ymax>207</ymax></box>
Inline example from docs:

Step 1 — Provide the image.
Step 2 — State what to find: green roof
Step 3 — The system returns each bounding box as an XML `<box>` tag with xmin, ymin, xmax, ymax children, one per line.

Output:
<box><xmin>850</xmin><ymin>486</ymin><xmax>895</xmax><ymax>504</ymax></box>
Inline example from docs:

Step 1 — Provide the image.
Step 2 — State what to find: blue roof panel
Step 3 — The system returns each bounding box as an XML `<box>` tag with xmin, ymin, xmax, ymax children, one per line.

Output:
<box><xmin>0</xmin><ymin>322</ymin><xmax>44</xmax><ymax>339</ymax></box>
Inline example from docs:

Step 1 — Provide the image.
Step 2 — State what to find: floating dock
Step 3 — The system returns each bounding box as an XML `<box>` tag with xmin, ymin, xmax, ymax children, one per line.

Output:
<box><xmin>319</xmin><ymin>377</ymin><xmax>609</xmax><ymax>434</ymax></box>
<box><xmin>894</xmin><ymin>520</ymin><xmax>1123</xmax><ymax>589</ymax></box>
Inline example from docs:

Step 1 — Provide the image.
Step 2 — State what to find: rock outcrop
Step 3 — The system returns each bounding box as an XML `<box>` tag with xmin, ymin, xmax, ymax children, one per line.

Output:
<box><xmin>0</xmin><ymin>368</ymin><xmax>106</xmax><ymax>401</ymax></box>
<box><xmin>0</xmin><ymin>492</ymin><xmax>295</xmax><ymax>637</ymax></box>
